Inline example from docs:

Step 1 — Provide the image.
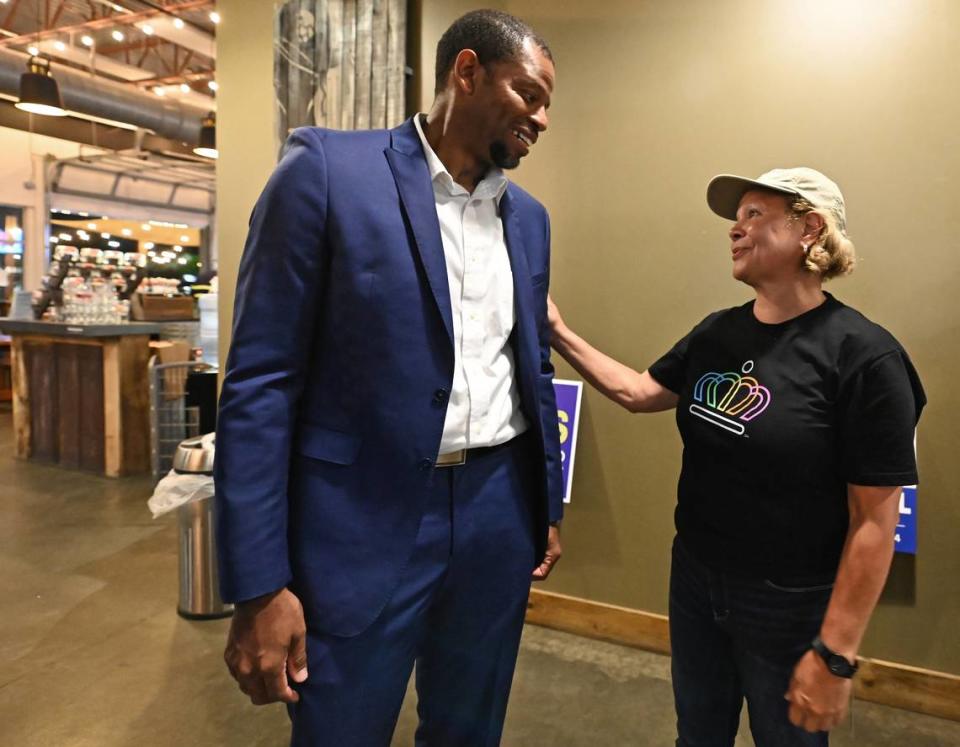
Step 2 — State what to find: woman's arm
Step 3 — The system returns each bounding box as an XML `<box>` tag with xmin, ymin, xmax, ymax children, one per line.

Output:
<box><xmin>819</xmin><ymin>484</ymin><xmax>901</xmax><ymax>658</ymax></box>
<box><xmin>785</xmin><ymin>483</ymin><xmax>901</xmax><ymax>732</ymax></box>
<box><xmin>548</xmin><ymin>295</ymin><xmax>678</xmax><ymax>413</ymax></box>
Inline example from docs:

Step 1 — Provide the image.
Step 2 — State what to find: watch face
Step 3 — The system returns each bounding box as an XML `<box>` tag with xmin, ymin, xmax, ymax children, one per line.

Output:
<box><xmin>812</xmin><ymin>637</ymin><xmax>856</xmax><ymax>677</ymax></box>
<box><xmin>828</xmin><ymin>656</ymin><xmax>852</xmax><ymax>676</ymax></box>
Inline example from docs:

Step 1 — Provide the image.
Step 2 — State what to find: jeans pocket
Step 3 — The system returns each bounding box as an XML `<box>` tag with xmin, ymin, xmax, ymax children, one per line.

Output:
<box><xmin>763</xmin><ymin>578</ymin><xmax>835</xmax><ymax>593</ymax></box>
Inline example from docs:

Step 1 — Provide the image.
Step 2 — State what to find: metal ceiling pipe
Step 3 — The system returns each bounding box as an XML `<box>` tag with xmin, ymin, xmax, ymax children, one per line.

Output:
<box><xmin>0</xmin><ymin>47</ymin><xmax>209</xmax><ymax>143</ymax></box>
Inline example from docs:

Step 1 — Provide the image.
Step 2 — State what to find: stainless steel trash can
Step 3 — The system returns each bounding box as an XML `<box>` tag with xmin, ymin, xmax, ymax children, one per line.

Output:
<box><xmin>174</xmin><ymin>435</ymin><xmax>233</xmax><ymax>620</ymax></box>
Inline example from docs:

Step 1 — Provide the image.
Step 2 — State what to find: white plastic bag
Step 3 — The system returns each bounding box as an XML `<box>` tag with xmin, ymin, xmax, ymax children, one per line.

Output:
<box><xmin>148</xmin><ymin>469</ymin><xmax>215</xmax><ymax>518</ymax></box>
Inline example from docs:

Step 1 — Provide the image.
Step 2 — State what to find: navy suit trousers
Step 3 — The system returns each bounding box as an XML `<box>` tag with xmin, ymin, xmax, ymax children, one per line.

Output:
<box><xmin>288</xmin><ymin>433</ymin><xmax>538</xmax><ymax>746</ymax></box>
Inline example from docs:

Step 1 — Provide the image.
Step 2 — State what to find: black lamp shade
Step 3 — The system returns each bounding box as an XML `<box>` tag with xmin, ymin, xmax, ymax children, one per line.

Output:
<box><xmin>193</xmin><ymin>113</ymin><xmax>218</xmax><ymax>158</ymax></box>
<box><xmin>16</xmin><ymin>58</ymin><xmax>67</xmax><ymax>117</ymax></box>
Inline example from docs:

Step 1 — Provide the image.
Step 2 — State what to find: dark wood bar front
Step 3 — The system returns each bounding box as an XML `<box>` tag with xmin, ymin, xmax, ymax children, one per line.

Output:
<box><xmin>1</xmin><ymin>320</ymin><xmax>162</xmax><ymax>477</ymax></box>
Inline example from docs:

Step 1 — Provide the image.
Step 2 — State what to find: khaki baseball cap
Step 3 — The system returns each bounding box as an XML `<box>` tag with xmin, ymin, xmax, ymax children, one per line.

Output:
<box><xmin>706</xmin><ymin>167</ymin><xmax>848</xmax><ymax>234</ymax></box>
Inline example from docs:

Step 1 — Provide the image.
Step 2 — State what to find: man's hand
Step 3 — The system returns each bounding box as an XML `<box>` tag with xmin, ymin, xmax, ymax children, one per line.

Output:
<box><xmin>532</xmin><ymin>524</ymin><xmax>562</xmax><ymax>581</ymax></box>
<box><xmin>785</xmin><ymin>648</ymin><xmax>852</xmax><ymax>733</ymax></box>
<box><xmin>224</xmin><ymin>587</ymin><xmax>309</xmax><ymax>705</ymax></box>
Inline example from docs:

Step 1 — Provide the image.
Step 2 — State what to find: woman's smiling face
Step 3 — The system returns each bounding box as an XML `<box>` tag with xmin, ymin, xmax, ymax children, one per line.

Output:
<box><xmin>728</xmin><ymin>190</ymin><xmax>807</xmax><ymax>287</ymax></box>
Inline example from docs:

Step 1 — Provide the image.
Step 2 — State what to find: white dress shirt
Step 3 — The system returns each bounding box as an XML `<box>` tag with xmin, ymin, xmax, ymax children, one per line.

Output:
<box><xmin>413</xmin><ymin>114</ymin><xmax>529</xmax><ymax>454</ymax></box>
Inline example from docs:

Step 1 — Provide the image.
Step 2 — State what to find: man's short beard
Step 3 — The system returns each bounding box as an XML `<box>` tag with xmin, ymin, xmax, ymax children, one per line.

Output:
<box><xmin>490</xmin><ymin>140</ymin><xmax>520</xmax><ymax>170</ymax></box>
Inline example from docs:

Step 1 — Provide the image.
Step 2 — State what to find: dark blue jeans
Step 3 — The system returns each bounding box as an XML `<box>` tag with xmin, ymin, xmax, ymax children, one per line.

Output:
<box><xmin>670</xmin><ymin>536</ymin><xmax>833</xmax><ymax>747</ymax></box>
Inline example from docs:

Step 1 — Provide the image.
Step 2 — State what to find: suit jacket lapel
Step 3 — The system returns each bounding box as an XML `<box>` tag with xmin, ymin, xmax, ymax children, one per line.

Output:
<box><xmin>385</xmin><ymin>119</ymin><xmax>454</xmax><ymax>347</ymax></box>
<box><xmin>501</xmin><ymin>188</ymin><xmax>541</xmax><ymax>432</ymax></box>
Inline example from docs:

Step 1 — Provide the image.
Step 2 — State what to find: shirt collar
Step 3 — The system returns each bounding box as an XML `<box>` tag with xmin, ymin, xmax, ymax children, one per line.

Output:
<box><xmin>413</xmin><ymin>113</ymin><xmax>508</xmax><ymax>204</ymax></box>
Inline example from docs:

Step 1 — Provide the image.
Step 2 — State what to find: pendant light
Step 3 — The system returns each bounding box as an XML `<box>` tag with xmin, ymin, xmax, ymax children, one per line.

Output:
<box><xmin>193</xmin><ymin>112</ymin><xmax>218</xmax><ymax>159</ymax></box>
<box><xmin>16</xmin><ymin>55</ymin><xmax>67</xmax><ymax>117</ymax></box>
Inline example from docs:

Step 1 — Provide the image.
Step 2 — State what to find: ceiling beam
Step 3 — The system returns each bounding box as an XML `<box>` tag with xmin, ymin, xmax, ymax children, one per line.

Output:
<box><xmin>2</xmin><ymin>0</ymin><xmax>24</xmax><ymax>32</ymax></box>
<box><xmin>131</xmin><ymin>13</ymin><xmax>213</xmax><ymax>58</ymax></box>
<box><xmin>176</xmin><ymin>48</ymin><xmax>193</xmax><ymax>75</ymax></box>
<box><xmin>133</xmin><ymin>67</ymin><xmax>214</xmax><ymax>87</ymax></box>
<box><xmin>35</xmin><ymin>37</ymin><xmax>158</xmax><ymax>80</ymax></box>
<box><xmin>49</xmin><ymin>0</ymin><xmax>68</xmax><ymax>28</ymax></box>
<box><xmin>136</xmin><ymin>39</ymin><xmax>150</xmax><ymax>66</ymax></box>
<box><xmin>96</xmin><ymin>35</ymin><xmax>164</xmax><ymax>57</ymax></box>
<box><xmin>0</xmin><ymin>0</ymin><xmax>212</xmax><ymax>49</ymax></box>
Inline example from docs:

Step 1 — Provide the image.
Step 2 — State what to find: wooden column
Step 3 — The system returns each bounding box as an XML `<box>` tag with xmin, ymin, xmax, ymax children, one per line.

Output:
<box><xmin>101</xmin><ymin>336</ymin><xmax>151</xmax><ymax>477</ymax></box>
<box><xmin>11</xmin><ymin>336</ymin><xmax>30</xmax><ymax>460</ymax></box>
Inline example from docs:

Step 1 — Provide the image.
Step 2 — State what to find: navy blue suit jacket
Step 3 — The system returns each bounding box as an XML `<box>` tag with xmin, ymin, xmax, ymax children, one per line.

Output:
<box><xmin>215</xmin><ymin>117</ymin><xmax>564</xmax><ymax>637</ymax></box>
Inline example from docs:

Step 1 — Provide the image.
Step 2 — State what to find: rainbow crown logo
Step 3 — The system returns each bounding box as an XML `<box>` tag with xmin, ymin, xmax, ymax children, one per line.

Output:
<box><xmin>689</xmin><ymin>360</ymin><xmax>771</xmax><ymax>436</ymax></box>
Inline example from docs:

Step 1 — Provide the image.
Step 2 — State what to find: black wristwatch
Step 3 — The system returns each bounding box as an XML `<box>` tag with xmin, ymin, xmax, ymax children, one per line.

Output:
<box><xmin>811</xmin><ymin>636</ymin><xmax>858</xmax><ymax>678</ymax></box>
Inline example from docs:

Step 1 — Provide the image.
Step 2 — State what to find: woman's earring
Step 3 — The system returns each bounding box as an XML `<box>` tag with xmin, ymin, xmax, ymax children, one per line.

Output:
<box><xmin>802</xmin><ymin>243</ymin><xmax>811</xmax><ymax>255</ymax></box>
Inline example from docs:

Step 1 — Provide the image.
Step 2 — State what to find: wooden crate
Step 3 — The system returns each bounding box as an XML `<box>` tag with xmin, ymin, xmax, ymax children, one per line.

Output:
<box><xmin>131</xmin><ymin>294</ymin><xmax>196</xmax><ymax>321</ymax></box>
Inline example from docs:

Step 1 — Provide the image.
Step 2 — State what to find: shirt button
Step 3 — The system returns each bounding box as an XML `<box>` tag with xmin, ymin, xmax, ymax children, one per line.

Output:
<box><xmin>418</xmin><ymin>458</ymin><xmax>433</xmax><ymax>471</ymax></box>
<box><xmin>433</xmin><ymin>389</ymin><xmax>449</xmax><ymax>404</ymax></box>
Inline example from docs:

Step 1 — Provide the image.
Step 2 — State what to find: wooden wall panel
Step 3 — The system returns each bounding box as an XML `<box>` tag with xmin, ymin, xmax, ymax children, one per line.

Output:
<box><xmin>25</xmin><ymin>342</ymin><xmax>58</xmax><ymax>463</ymax></box>
<box><xmin>385</xmin><ymin>0</ymin><xmax>405</xmax><ymax>126</ymax></box>
<box><xmin>274</xmin><ymin>0</ymin><xmax>406</xmax><ymax>137</ymax></box>
<box><xmin>56</xmin><ymin>344</ymin><xmax>82</xmax><ymax>470</ymax></box>
<box><xmin>118</xmin><ymin>336</ymin><xmax>151</xmax><ymax>474</ymax></box>
<box><xmin>11</xmin><ymin>333</ymin><xmax>150</xmax><ymax>476</ymax></box>
<box><xmin>10</xmin><ymin>337</ymin><xmax>30</xmax><ymax>459</ymax></box>
<box><xmin>77</xmin><ymin>344</ymin><xmax>105</xmax><ymax>473</ymax></box>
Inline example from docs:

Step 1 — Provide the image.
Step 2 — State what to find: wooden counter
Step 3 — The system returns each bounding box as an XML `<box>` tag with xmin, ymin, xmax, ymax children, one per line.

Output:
<box><xmin>0</xmin><ymin>320</ymin><xmax>162</xmax><ymax>477</ymax></box>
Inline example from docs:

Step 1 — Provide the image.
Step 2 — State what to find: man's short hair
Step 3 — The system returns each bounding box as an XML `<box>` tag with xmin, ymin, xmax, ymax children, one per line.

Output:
<box><xmin>434</xmin><ymin>9</ymin><xmax>553</xmax><ymax>94</ymax></box>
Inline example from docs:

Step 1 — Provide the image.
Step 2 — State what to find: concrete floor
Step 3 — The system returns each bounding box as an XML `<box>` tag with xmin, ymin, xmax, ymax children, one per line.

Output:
<box><xmin>2</xmin><ymin>410</ymin><xmax>959</xmax><ymax>746</ymax></box>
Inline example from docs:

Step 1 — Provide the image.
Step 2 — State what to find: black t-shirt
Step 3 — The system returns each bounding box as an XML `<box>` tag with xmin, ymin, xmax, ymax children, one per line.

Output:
<box><xmin>648</xmin><ymin>293</ymin><xmax>926</xmax><ymax>580</ymax></box>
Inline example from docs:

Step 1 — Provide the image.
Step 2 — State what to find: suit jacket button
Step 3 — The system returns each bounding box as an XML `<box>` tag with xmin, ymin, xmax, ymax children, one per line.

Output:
<box><xmin>433</xmin><ymin>388</ymin><xmax>449</xmax><ymax>404</ymax></box>
<box><xmin>418</xmin><ymin>458</ymin><xmax>433</xmax><ymax>471</ymax></box>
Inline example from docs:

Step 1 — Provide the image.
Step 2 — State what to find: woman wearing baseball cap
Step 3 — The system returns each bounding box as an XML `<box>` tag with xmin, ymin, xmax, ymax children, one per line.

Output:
<box><xmin>548</xmin><ymin>167</ymin><xmax>925</xmax><ymax>745</ymax></box>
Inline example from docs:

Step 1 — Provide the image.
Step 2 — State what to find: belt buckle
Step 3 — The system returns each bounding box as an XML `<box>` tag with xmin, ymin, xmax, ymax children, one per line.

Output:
<box><xmin>436</xmin><ymin>449</ymin><xmax>466</xmax><ymax>467</ymax></box>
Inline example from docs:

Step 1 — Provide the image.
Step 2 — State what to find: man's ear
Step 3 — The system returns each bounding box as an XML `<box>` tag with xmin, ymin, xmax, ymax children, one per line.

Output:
<box><xmin>452</xmin><ymin>49</ymin><xmax>482</xmax><ymax>95</ymax></box>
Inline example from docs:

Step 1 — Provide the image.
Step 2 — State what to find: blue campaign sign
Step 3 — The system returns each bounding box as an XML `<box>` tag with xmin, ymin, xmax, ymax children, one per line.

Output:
<box><xmin>895</xmin><ymin>486</ymin><xmax>917</xmax><ymax>555</ymax></box>
<box><xmin>553</xmin><ymin>379</ymin><xmax>584</xmax><ymax>504</ymax></box>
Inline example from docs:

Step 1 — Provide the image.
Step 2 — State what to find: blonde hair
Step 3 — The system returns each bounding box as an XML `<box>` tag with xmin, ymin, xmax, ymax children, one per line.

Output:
<box><xmin>787</xmin><ymin>196</ymin><xmax>856</xmax><ymax>280</ymax></box>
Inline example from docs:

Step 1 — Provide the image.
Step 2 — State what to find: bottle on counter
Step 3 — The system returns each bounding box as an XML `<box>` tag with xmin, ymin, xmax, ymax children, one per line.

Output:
<box><xmin>72</xmin><ymin>278</ymin><xmax>92</xmax><ymax>324</ymax></box>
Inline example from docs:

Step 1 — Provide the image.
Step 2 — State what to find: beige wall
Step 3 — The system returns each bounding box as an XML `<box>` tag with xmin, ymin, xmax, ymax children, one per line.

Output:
<box><xmin>218</xmin><ymin>0</ymin><xmax>960</xmax><ymax>674</ymax></box>
<box><xmin>473</xmin><ymin>0</ymin><xmax>959</xmax><ymax>673</ymax></box>
<box><xmin>216</xmin><ymin>0</ymin><xmax>279</xmax><ymax>367</ymax></box>
<box><xmin>414</xmin><ymin>0</ymin><xmax>505</xmax><ymax>111</ymax></box>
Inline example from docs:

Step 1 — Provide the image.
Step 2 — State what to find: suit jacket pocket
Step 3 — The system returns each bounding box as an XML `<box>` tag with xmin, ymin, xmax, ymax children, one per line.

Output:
<box><xmin>295</xmin><ymin>424</ymin><xmax>362</xmax><ymax>465</ymax></box>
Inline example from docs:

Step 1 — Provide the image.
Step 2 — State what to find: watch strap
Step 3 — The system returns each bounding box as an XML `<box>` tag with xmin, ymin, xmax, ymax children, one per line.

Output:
<box><xmin>811</xmin><ymin>635</ymin><xmax>858</xmax><ymax>678</ymax></box>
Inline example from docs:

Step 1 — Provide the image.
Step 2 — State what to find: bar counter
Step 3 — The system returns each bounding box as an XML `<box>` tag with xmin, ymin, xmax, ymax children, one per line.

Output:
<box><xmin>0</xmin><ymin>319</ymin><xmax>162</xmax><ymax>476</ymax></box>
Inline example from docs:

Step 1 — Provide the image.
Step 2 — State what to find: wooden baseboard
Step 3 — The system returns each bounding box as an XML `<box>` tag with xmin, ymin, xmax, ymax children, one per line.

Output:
<box><xmin>526</xmin><ymin>587</ymin><xmax>672</xmax><ymax>655</ymax></box>
<box><xmin>526</xmin><ymin>589</ymin><xmax>960</xmax><ymax>722</ymax></box>
<box><xmin>855</xmin><ymin>658</ymin><xmax>960</xmax><ymax>722</ymax></box>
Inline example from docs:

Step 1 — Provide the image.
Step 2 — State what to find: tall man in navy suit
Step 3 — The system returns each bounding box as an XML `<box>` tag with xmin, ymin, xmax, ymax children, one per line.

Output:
<box><xmin>215</xmin><ymin>10</ymin><xmax>563</xmax><ymax>746</ymax></box>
